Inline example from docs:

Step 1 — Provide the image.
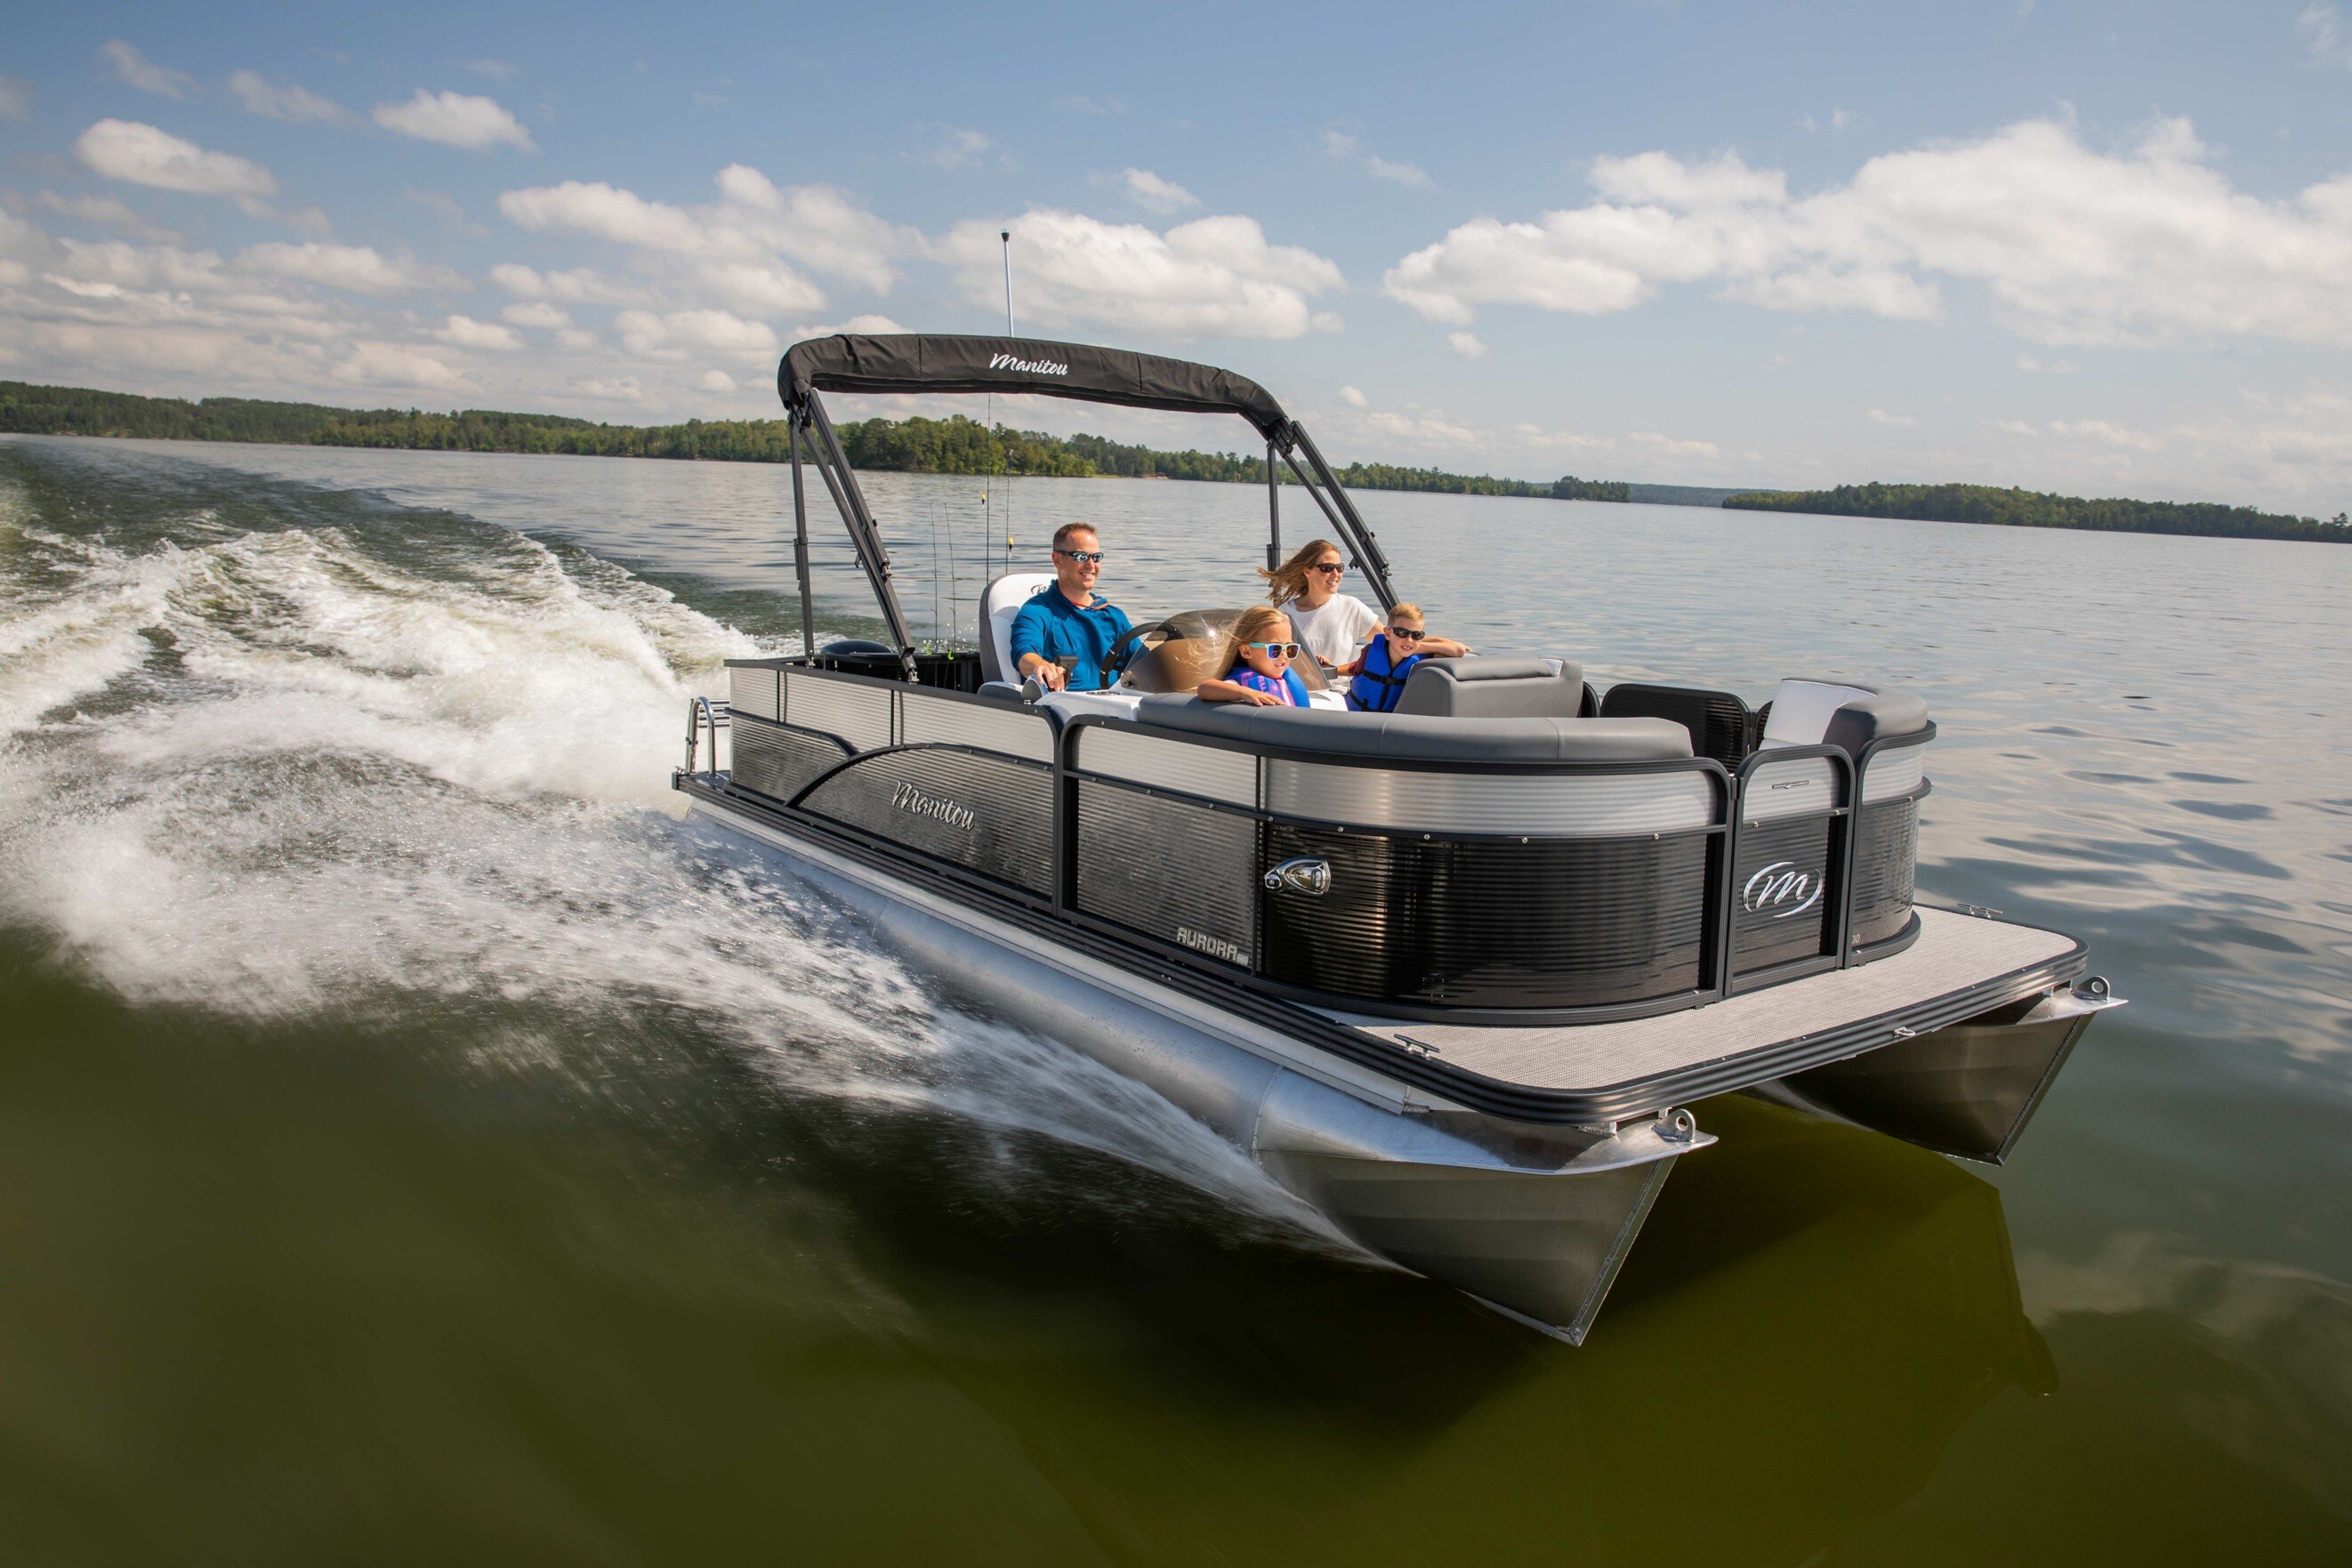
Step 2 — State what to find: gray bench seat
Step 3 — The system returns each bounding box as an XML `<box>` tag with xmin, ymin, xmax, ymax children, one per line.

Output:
<box><xmin>1133</xmin><ymin>694</ymin><xmax>1691</xmax><ymax>763</ymax></box>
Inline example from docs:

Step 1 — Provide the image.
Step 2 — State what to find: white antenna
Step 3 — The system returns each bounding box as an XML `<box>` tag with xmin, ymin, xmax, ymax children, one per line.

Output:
<box><xmin>1000</xmin><ymin>229</ymin><xmax>1015</xmax><ymax>576</ymax></box>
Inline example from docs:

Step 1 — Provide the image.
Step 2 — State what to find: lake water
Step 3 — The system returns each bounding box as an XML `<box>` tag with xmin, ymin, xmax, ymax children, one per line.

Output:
<box><xmin>3</xmin><ymin>433</ymin><xmax>2347</xmax><ymax>1564</ymax></box>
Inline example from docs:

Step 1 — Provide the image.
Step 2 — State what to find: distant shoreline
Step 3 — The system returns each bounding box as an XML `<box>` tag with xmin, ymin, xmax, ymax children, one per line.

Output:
<box><xmin>6</xmin><ymin>379</ymin><xmax>2342</xmax><ymax>543</ymax></box>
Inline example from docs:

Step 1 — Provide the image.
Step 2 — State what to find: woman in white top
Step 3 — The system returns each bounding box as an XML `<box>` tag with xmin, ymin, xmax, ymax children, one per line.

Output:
<box><xmin>1259</xmin><ymin>539</ymin><xmax>1471</xmax><ymax>671</ymax></box>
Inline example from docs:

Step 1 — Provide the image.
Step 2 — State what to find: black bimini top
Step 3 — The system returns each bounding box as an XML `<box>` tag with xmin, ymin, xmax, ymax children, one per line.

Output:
<box><xmin>778</xmin><ymin>333</ymin><xmax>1293</xmax><ymax>444</ymax></box>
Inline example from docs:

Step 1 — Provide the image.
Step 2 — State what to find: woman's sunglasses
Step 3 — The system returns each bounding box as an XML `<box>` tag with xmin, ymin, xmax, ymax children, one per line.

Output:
<box><xmin>1388</xmin><ymin>625</ymin><xmax>1426</xmax><ymax>641</ymax></box>
<box><xmin>1309</xmin><ymin>562</ymin><xmax>1344</xmax><ymax>575</ymax></box>
<box><xmin>1245</xmin><ymin>641</ymin><xmax>1301</xmax><ymax>658</ymax></box>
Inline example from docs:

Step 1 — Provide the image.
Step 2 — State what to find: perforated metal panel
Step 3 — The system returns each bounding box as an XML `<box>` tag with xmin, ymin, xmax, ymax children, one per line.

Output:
<box><xmin>1074</xmin><ymin>780</ymin><xmax>1258</xmax><ymax>967</ymax></box>
<box><xmin>1851</xmin><ymin>798</ymin><xmax>1920</xmax><ymax>947</ymax></box>
<box><xmin>1260</xmin><ymin>825</ymin><xmax>1711</xmax><ymax>1008</ymax></box>
<box><xmin>730</xmin><ymin>718</ymin><xmax>850</xmax><ymax>803</ymax></box>
<box><xmin>1262</xmin><ymin>762</ymin><xmax>1714</xmax><ymax>837</ymax></box>
<box><xmin>1731</xmin><ymin>815</ymin><xmax>1835</xmax><ymax>976</ymax></box>
<box><xmin>785</xmin><ymin>671</ymin><xmax>893</xmax><ymax>752</ymax></box>
<box><xmin>727</xmin><ymin>663</ymin><xmax>780</xmax><ymax>721</ymax></box>
<box><xmin>1075</xmin><ymin>726</ymin><xmax>1257</xmax><ymax>807</ymax></box>
<box><xmin>799</xmin><ymin>748</ymin><xmax>1052</xmax><ymax>895</ymax></box>
<box><xmin>899</xmin><ymin>689</ymin><xmax>1054</xmax><ymax>762</ymax></box>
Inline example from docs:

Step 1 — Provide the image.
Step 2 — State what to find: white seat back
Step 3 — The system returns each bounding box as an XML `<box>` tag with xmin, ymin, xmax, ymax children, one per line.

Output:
<box><xmin>1760</xmin><ymin>679</ymin><xmax>1878</xmax><ymax>747</ymax></box>
<box><xmin>979</xmin><ymin>572</ymin><xmax>1057</xmax><ymax>685</ymax></box>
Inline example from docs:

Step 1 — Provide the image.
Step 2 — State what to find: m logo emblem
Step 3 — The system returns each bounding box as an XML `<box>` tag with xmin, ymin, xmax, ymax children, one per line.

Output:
<box><xmin>1741</xmin><ymin>860</ymin><xmax>1822</xmax><ymax>920</ymax></box>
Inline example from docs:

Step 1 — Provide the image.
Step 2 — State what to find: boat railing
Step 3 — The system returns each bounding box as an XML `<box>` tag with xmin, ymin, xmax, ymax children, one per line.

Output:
<box><xmin>697</xmin><ymin>660</ymin><xmax>1932</xmax><ymax>1023</ymax></box>
<box><xmin>683</xmin><ymin>695</ymin><xmax>731</xmax><ymax>776</ymax></box>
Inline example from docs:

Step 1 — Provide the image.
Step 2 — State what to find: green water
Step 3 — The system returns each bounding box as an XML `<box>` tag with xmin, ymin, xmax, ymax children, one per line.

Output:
<box><xmin>3</xmin><ymin>436</ymin><xmax>2346</xmax><ymax>1564</ymax></box>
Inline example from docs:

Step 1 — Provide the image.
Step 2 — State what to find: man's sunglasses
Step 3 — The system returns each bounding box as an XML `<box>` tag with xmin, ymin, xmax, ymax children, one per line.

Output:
<box><xmin>1245</xmin><ymin>641</ymin><xmax>1301</xmax><ymax>658</ymax></box>
<box><xmin>1388</xmin><ymin>625</ymin><xmax>1426</xmax><ymax>641</ymax></box>
<box><xmin>1057</xmin><ymin>549</ymin><xmax>1106</xmax><ymax>564</ymax></box>
<box><xmin>1309</xmin><ymin>562</ymin><xmax>1344</xmax><ymax>575</ymax></box>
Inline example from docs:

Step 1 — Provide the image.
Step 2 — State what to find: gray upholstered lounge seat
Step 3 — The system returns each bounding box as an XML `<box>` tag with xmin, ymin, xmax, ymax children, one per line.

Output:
<box><xmin>1395</xmin><ymin>656</ymin><xmax>1584</xmax><ymax>718</ymax></box>
<box><xmin>1760</xmin><ymin>679</ymin><xmax>1931</xmax><ymax>759</ymax></box>
<box><xmin>1132</xmin><ymin>693</ymin><xmax>1689</xmax><ymax>763</ymax></box>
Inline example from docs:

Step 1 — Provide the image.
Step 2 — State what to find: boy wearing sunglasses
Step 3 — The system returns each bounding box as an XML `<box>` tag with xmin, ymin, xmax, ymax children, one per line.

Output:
<box><xmin>1011</xmin><ymin>523</ymin><xmax>1133</xmax><ymax>691</ymax></box>
<box><xmin>1198</xmin><ymin>606</ymin><xmax>1311</xmax><ymax>707</ymax></box>
<box><xmin>1340</xmin><ymin>603</ymin><xmax>1440</xmax><ymax>713</ymax></box>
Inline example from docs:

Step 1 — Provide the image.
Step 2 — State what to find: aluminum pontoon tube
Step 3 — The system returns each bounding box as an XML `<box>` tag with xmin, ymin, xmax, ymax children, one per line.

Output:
<box><xmin>1749</xmin><ymin>981</ymin><xmax>2126</xmax><ymax>1164</ymax></box>
<box><xmin>689</xmin><ymin>792</ymin><xmax>1710</xmax><ymax>1343</ymax></box>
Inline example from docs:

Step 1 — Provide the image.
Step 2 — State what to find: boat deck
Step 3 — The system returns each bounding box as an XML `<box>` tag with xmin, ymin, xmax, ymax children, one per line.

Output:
<box><xmin>1331</xmin><ymin>908</ymin><xmax>2081</xmax><ymax>1112</ymax></box>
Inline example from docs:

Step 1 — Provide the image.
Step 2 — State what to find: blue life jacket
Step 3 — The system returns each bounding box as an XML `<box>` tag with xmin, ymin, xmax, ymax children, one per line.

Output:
<box><xmin>1347</xmin><ymin>636</ymin><xmax>1422</xmax><ymax>712</ymax></box>
<box><xmin>1225</xmin><ymin>664</ymin><xmax>1309</xmax><ymax>705</ymax></box>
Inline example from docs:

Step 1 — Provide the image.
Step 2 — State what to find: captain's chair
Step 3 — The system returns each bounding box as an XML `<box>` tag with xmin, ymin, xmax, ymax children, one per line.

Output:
<box><xmin>979</xmin><ymin>572</ymin><xmax>1056</xmax><ymax>687</ymax></box>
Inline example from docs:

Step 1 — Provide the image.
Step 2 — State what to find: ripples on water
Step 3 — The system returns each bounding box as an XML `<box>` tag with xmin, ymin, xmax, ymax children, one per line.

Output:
<box><xmin>2</xmin><ymin>434</ymin><xmax>2346</xmax><ymax>1562</ymax></box>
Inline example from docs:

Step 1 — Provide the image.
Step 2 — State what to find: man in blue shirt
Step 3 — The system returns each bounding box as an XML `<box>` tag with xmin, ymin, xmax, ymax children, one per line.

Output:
<box><xmin>1011</xmin><ymin>523</ymin><xmax>1134</xmax><ymax>691</ymax></box>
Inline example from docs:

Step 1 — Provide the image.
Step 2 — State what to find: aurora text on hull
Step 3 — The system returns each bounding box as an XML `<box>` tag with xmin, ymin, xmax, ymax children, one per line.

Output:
<box><xmin>673</xmin><ymin>332</ymin><xmax>2123</xmax><ymax>1342</ymax></box>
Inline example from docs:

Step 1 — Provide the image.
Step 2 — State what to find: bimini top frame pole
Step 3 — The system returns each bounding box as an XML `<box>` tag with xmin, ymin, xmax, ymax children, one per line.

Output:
<box><xmin>777</xmin><ymin>333</ymin><xmax>1402</xmax><ymax>663</ymax></box>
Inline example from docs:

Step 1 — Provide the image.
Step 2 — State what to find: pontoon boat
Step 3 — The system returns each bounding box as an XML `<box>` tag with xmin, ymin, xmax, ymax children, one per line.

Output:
<box><xmin>672</xmin><ymin>333</ymin><xmax>2122</xmax><ymax>1343</ymax></box>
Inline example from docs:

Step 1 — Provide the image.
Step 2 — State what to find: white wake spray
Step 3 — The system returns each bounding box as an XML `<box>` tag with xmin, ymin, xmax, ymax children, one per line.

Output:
<box><xmin>0</xmin><ymin>455</ymin><xmax>1347</xmax><ymax>1249</ymax></box>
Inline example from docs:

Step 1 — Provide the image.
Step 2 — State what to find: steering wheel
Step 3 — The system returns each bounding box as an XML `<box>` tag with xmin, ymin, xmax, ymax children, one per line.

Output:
<box><xmin>1098</xmin><ymin>619</ymin><xmax>1174</xmax><ymax>688</ymax></box>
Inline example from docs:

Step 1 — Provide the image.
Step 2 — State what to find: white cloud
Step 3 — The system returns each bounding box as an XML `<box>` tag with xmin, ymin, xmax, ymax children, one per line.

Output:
<box><xmin>238</xmin><ymin>241</ymin><xmax>461</xmax><ymax>295</ymax></box>
<box><xmin>2297</xmin><ymin>4</ymin><xmax>2352</xmax><ymax>66</ymax></box>
<box><xmin>499</xmin><ymin>300</ymin><xmax>570</xmax><ymax>329</ymax></box>
<box><xmin>1118</xmin><ymin>168</ymin><xmax>1199</xmax><ymax>214</ymax></box>
<box><xmin>1364</xmin><ymin>156</ymin><xmax>1434</xmax><ymax>189</ymax></box>
<box><xmin>925</xmin><ymin>127</ymin><xmax>1007</xmax><ymax>172</ymax></box>
<box><xmin>0</xmin><ymin>74</ymin><xmax>31</xmax><ymax>122</ymax></box>
<box><xmin>2017</xmin><ymin>354</ymin><xmax>2078</xmax><ymax>374</ymax></box>
<box><xmin>405</xmin><ymin>189</ymin><xmax>487</xmax><ymax>237</ymax></box>
<box><xmin>2048</xmin><ymin>417</ymin><xmax>2161</xmax><ymax>451</ymax></box>
<box><xmin>1384</xmin><ymin>117</ymin><xmax>2352</xmax><ymax>349</ymax></box>
<box><xmin>37</xmin><ymin>190</ymin><xmax>176</xmax><ymax>241</ymax></box>
<box><xmin>699</xmin><ymin>369</ymin><xmax>737</xmax><ymax>392</ymax></box>
<box><xmin>487</xmin><ymin>261</ymin><xmax>632</xmax><ymax>304</ymax></box>
<box><xmin>941</xmin><ymin>208</ymin><xmax>1343</xmax><ymax>339</ymax></box>
<box><xmin>555</xmin><ymin>328</ymin><xmax>599</xmax><ymax>351</ymax></box>
<box><xmin>228</xmin><ymin>70</ymin><xmax>352</xmax><ymax>125</ymax></box>
<box><xmin>1323</xmin><ymin>127</ymin><xmax>1434</xmax><ymax>190</ymax></box>
<box><xmin>614</xmin><ymin>307</ymin><xmax>778</xmax><ymax>363</ymax></box>
<box><xmin>372</xmin><ymin>89</ymin><xmax>536</xmax><ymax>152</ymax></box>
<box><xmin>1993</xmin><ymin>418</ymin><xmax>2040</xmax><ymax>436</ymax></box>
<box><xmin>498</xmin><ymin>165</ymin><xmax>914</xmax><ymax>326</ymax></box>
<box><xmin>1867</xmin><ymin>408</ymin><xmax>1919</xmax><ymax>427</ymax></box>
<box><xmin>1800</xmin><ymin>109</ymin><xmax>1857</xmax><ymax>133</ymax></box>
<box><xmin>433</xmin><ymin>313</ymin><xmax>520</xmax><ymax>350</ymax></box>
<box><xmin>1446</xmin><ymin>331</ymin><xmax>1488</xmax><ymax>358</ymax></box>
<box><xmin>790</xmin><ymin>313</ymin><xmax>910</xmax><ymax>339</ymax></box>
<box><xmin>1629</xmin><ymin>430</ymin><xmax>1722</xmax><ymax>460</ymax></box>
<box><xmin>100</xmin><ymin>41</ymin><xmax>193</xmax><ymax>100</ymax></box>
<box><xmin>574</xmin><ymin>375</ymin><xmax>646</xmax><ymax>402</ymax></box>
<box><xmin>75</xmin><ymin>120</ymin><xmax>278</xmax><ymax>216</ymax></box>
<box><xmin>501</xmin><ymin>180</ymin><xmax>703</xmax><ymax>250</ymax></box>
<box><xmin>1339</xmin><ymin>385</ymin><xmax>1368</xmax><ymax>407</ymax></box>
<box><xmin>332</xmin><ymin>342</ymin><xmax>472</xmax><ymax>390</ymax></box>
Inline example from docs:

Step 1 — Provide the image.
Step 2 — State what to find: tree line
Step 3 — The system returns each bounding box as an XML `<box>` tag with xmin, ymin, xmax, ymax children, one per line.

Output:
<box><xmin>1725</xmin><ymin>481</ymin><xmax>2349</xmax><ymax>545</ymax></box>
<box><xmin>0</xmin><ymin>381</ymin><xmax>1624</xmax><ymax>502</ymax></box>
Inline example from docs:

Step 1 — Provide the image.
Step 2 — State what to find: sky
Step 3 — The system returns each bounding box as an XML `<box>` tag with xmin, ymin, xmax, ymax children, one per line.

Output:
<box><xmin>2</xmin><ymin>2</ymin><xmax>2348</xmax><ymax>511</ymax></box>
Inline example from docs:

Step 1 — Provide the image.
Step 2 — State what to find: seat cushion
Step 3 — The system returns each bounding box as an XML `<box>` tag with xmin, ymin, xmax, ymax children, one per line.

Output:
<box><xmin>1395</xmin><ymin>656</ymin><xmax>1586</xmax><ymax>718</ymax></box>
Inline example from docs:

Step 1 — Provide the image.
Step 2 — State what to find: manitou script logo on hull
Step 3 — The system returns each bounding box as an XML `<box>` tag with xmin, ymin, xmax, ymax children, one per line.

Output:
<box><xmin>1175</xmin><ymin>926</ymin><xmax>1248</xmax><ymax>965</ymax></box>
<box><xmin>988</xmin><ymin>352</ymin><xmax>1069</xmax><ymax>376</ymax></box>
<box><xmin>1741</xmin><ymin>860</ymin><xmax>1823</xmax><ymax>920</ymax></box>
<box><xmin>890</xmin><ymin>780</ymin><xmax>976</xmax><ymax>832</ymax></box>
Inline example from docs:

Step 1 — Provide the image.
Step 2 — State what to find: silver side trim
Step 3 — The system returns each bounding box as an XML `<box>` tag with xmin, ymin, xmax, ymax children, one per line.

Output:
<box><xmin>728</xmin><ymin>665</ymin><xmax>779</xmax><ymax>722</ymax></box>
<box><xmin>1861</xmin><ymin>743</ymin><xmax>1928</xmax><ymax>804</ymax></box>
<box><xmin>785</xmin><ymin>671</ymin><xmax>892</xmax><ymax>752</ymax></box>
<box><xmin>1744</xmin><ymin>754</ymin><xmax>1840</xmax><ymax>823</ymax></box>
<box><xmin>1267</xmin><ymin>762</ymin><xmax>1714</xmax><ymax>837</ymax></box>
<box><xmin>900</xmin><ymin>688</ymin><xmax>1054</xmax><ymax>762</ymax></box>
<box><xmin>1075</xmin><ymin>725</ymin><xmax>1259</xmax><ymax>807</ymax></box>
